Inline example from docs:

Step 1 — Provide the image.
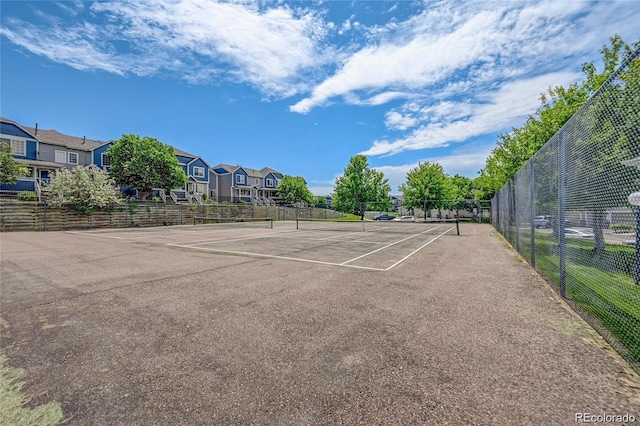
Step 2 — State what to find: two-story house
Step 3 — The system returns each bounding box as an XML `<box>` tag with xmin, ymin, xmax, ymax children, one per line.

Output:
<box><xmin>210</xmin><ymin>164</ymin><xmax>282</xmax><ymax>204</ymax></box>
<box><xmin>0</xmin><ymin>117</ymin><xmax>103</xmax><ymax>199</ymax></box>
<box><xmin>3</xmin><ymin>117</ymin><xmax>289</xmax><ymax>206</ymax></box>
<box><xmin>93</xmin><ymin>142</ymin><xmax>211</xmax><ymax>203</ymax></box>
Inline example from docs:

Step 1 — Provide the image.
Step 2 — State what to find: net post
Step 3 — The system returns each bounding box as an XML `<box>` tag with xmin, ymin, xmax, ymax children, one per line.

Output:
<box><xmin>269</xmin><ymin>218</ymin><xmax>273</xmax><ymax>229</ymax></box>
<box><xmin>296</xmin><ymin>217</ymin><xmax>299</xmax><ymax>230</ymax></box>
<box><xmin>456</xmin><ymin>218</ymin><xmax>460</xmax><ymax>235</ymax></box>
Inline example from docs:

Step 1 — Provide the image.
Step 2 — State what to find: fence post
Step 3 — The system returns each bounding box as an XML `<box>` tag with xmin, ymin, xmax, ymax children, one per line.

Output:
<box><xmin>634</xmin><ymin>206</ymin><xmax>640</xmax><ymax>285</ymax></box>
<box><xmin>530</xmin><ymin>162</ymin><xmax>536</xmax><ymax>268</ymax></box>
<box><xmin>125</xmin><ymin>201</ymin><xmax>129</xmax><ymax>228</ymax></box>
<box><xmin>558</xmin><ymin>131</ymin><xmax>567</xmax><ymax>298</ymax></box>
<box><xmin>43</xmin><ymin>200</ymin><xmax>47</xmax><ymax>231</ymax></box>
<box><xmin>514</xmin><ymin>175</ymin><xmax>519</xmax><ymax>252</ymax></box>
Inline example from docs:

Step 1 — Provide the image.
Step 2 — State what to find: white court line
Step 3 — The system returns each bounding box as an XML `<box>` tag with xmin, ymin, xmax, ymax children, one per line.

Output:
<box><xmin>169</xmin><ymin>224</ymin><xmax>453</xmax><ymax>271</ymax></box>
<box><xmin>184</xmin><ymin>229</ymin><xmax>300</xmax><ymax>246</ymax></box>
<box><xmin>167</xmin><ymin>244</ymin><xmax>387</xmax><ymax>271</ymax></box>
<box><xmin>273</xmin><ymin>235</ymin><xmax>389</xmax><ymax>245</ymax></box>
<box><xmin>341</xmin><ymin>225</ymin><xmax>445</xmax><ymax>265</ymax></box>
<box><xmin>66</xmin><ymin>227</ymin><xmax>297</xmax><ymax>242</ymax></box>
<box><xmin>66</xmin><ymin>231</ymin><xmax>128</xmax><ymax>240</ymax></box>
<box><xmin>383</xmin><ymin>226</ymin><xmax>455</xmax><ymax>270</ymax></box>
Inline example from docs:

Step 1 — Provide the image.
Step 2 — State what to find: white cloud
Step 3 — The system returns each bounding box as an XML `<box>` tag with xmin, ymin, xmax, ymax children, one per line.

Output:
<box><xmin>288</xmin><ymin>0</ymin><xmax>640</xmax><ymax>167</ymax></box>
<box><xmin>374</xmin><ymin>146</ymin><xmax>493</xmax><ymax>192</ymax></box>
<box><xmin>361</xmin><ymin>71</ymin><xmax>580</xmax><ymax>156</ymax></box>
<box><xmin>385</xmin><ymin>110</ymin><xmax>418</xmax><ymax>131</ymax></box>
<box><xmin>1</xmin><ymin>0</ymin><xmax>331</xmax><ymax>97</ymax></box>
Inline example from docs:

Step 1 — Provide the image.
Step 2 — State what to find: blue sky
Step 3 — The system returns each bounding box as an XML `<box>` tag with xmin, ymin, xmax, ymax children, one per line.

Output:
<box><xmin>1</xmin><ymin>1</ymin><xmax>639</xmax><ymax>195</ymax></box>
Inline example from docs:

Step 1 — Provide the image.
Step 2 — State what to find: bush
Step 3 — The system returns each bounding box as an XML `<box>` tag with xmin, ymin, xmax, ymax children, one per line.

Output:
<box><xmin>47</xmin><ymin>166</ymin><xmax>121</xmax><ymax>214</ymax></box>
<box><xmin>18</xmin><ymin>191</ymin><xmax>37</xmax><ymax>202</ymax></box>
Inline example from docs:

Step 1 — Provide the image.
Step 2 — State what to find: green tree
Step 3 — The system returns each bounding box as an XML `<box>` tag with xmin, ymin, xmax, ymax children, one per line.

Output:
<box><xmin>277</xmin><ymin>175</ymin><xmax>313</xmax><ymax>204</ymax></box>
<box><xmin>478</xmin><ymin>35</ymin><xmax>639</xmax><ymax>200</ymax></box>
<box><xmin>332</xmin><ymin>155</ymin><xmax>391</xmax><ymax>219</ymax></box>
<box><xmin>0</xmin><ymin>142</ymin><xmax>28</xmax><ymax>184</ymax></box>
<box><xmin>478</xmin><ymin>81</ymin><xmax>590</xmax><ymax>197</ymax></box>
<box><xmin>399</xmin><ymin>162</ymin><xmax>451</xmax><ymax>219</ymax></box>
<box><xmin>107</xmin><ymin>134</ymin><xmax>187</xmax><ymax>200</ymax></box>
<box><xmin>449</xmin><ymin>174</ymin><xmax>475</xmax><ymax>216</ymax></box>
<box><xmin>567</xmin><ymin>36</ymin><xmax>640</xmax><ymax>253</ymax></box>
<box><xmin>313</xmin><ymin>195</ymin><xmax>328</xmax><ymax>208</ymax></box>
<box><xmin>46</xmin><ymin>166</ymin><xmax>121</xmax><ymax>214</ymax></box>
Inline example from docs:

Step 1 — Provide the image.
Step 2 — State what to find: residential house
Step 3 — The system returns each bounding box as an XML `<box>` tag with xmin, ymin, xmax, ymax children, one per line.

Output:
<box><xmin>173</xmin><ymin>148</ymin><xmax>210</xmax><ymax>203</ymax></box>
<box><xmin>2</xmin><ymin>117</ymin><xmax>290</xmax><ymax>206</ymax></box>
<box><xmin>210</xmin><ymin>164</ymin><xmax>283</xmax><ymax>204</ymax></box>
<box><xmin>93</xmin><ymin>142</ymin><xmax>210</xmax><ymax>203</ymax></box>
<box><xmin>1</xmin><ymin>117</ymin><xmax>103</xmax><ymax>200</ymax></box>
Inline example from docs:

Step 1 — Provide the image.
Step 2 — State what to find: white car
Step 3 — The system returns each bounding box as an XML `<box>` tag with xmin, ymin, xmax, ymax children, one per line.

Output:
<box><xmin>564</xmin><ymin>228</ymin><xmax>595</xmax><ymax>239</ymax></box>
<box><xmin>393</xmin><ymin>216</ymin><xmax>415</xmax><ymax>222</ymax></box>
<box><xmin>534</xmin><ymin>215</ymin><xmax>551</xmax><ymax>228</ymax></box>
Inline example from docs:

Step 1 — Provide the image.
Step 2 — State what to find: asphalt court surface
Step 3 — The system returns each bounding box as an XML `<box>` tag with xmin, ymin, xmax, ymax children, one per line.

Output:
<box><xmin>68</xmin><ymin>220</ymin><xmax>457</xmax><ymax>270</ymax></box>
<box><xmin>3</xmin><ymin>223</ymin><xmax>638</xmax><ymax>424</ymax></box>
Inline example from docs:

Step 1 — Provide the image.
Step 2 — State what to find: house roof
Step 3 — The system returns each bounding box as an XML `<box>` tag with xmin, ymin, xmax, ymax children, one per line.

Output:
<box><xmin>15</xmin><ymin>158</ymin><xmax>64</xmax><ymax>169</ymax></box>
<box><xmin>212</xmin><ymin>163</ymin><xmax>283</xmax><ymax>178</ymax></box>
<box><xmin>1</xmin><ymin>116</ymin><xmax>38</xmax><ymax>139</ymax></box>
<box><xmin>174</xmin><ymin>147</ymin><xmax>198</xmax><ymax>158</ymax></box>
<box><xmin>1</xmin><ymin>117</ymin><xmax>103</xmax><ymax>151</ymax></box>
<box><xmin>24</xmin><ymin>126</ymin><xmax>104</xmax><ymax>151</ymax></box>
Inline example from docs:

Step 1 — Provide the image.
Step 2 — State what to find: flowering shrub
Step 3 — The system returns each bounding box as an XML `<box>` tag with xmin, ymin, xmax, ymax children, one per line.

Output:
<box><xmin>46</xmin><ymin>166</ymin><xmax>121</xmax><ymax>213</ymax></box>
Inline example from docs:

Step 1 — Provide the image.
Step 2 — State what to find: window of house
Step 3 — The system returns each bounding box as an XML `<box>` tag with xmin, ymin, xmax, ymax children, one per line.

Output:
<box><xmin>235</xmin><ymin>174</ymin><xmax>245</xmax><ymax>184</ymax></box>
<box><xmin>195</xmin><ymin>184</ymin><xmax>204</xmax><ymax>193</ymax></box>
<box><xmin>193</xmin><ymin>166</ymin><xmax>205</xmax><ymax>178</ymax></box>
<box><xmin>1</xmin><ymin>138</ymin><xmax>26</xmax><ymax>156</ymax></box>
<box><xmin>68</xmin><ymin>152</ymin><xmax>78</xmax><ymax>165</ymax></box>
<box><xmin>255</xmin><ymin>178</ymin><xmax>259</xmax><ymax>185</ymax></box>
<box><xmin>102</xmin><ymin>153</ymin><xmax>111</xmax><ymax>167</ymax></box>
<box><xmin>55</xmin><ymin>150</ymin><xmax>67</xmax><ymax>163</ymax></box>
<box><xmin>266</xmin><ymin>178</ymin><xmax>274</xmax><ymax>187</ymax></box>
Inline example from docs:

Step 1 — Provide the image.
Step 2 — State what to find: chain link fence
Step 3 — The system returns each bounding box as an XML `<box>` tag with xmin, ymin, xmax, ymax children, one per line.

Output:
<box><xmin>492</xmin><ymin>48</ymin><xmax>640</xmax><ymax>370</ymax></box>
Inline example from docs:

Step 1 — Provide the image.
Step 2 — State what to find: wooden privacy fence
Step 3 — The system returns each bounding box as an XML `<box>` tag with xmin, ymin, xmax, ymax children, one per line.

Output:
<box><xmin>0</xmin><ymin>202</ymin><xmax>343</xmax><ymax>232</ymax></box>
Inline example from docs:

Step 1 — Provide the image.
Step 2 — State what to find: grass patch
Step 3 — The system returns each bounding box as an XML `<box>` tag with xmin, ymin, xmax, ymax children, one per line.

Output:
<box><xmin>331</xmin><ymin>213</ymin><xmax>362</xmax><ymax>221</ymax></box>
<box><xmin>0</xmin><ymin>353</ymin><xmax>63</xmax><ymax>425</ymax></box>
<box><xmin>512</xmin><ymin>229</ymin><xmax>640</xmax><ymax>362</ymax></box>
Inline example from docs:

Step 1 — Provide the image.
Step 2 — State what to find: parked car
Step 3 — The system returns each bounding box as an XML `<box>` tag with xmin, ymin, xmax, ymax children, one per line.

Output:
<box><xmin>564</xmin><ymin>228</ymin><xmax>595</xmax><ymax>239</ymax></box>
<box><xmin>393</xmin><ymin>216</ymin><xmax>415</xmax><ymax>222</ymax></box>
<box><xmin>373</xmin><ymin>214</ymin><xmax>396</xmax><ymax>220</ymax></box>
<box><xmin>534</xmin><ymin>215</ymin><xmax>551</xmax><ymax>228</ymax></box>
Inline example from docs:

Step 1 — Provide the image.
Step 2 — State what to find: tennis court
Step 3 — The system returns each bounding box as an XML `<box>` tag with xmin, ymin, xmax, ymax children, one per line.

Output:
<box><xmin>2</xmin><ymin>223</ymin><xmax>638</xmax><ymax>425</ymax></box>
<box><xmin>69</xmin><ymin>218</ymin><xmax>460</xmax><ymax>271</ymax></box>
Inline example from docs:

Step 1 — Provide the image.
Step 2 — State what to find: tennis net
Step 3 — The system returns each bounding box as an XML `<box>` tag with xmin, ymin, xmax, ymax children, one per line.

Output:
<box><xmin>193</xmin><ymin>217</ymin><xmax>274</xmax><ymax>229</ymax></box>
<box><xmin>296</xmin><ymin>218</ymin><xmax>459</xmax><ymax>235</ymax></box>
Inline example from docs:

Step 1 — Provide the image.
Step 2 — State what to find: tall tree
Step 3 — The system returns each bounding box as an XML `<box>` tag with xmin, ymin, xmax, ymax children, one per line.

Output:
<box><xmin>567</xmin><ymin>37</ymin><xmax>640</xmax><ymax>253</ymax></box>
<box><xmin>478</xmin><ymin>35</ymin><xmax>639</xmax><ymax>199</ymax></box>
<box><xmin>0</xmin><ymin>142</ymin><xmax>28</xmax><ymax>184</ymax></box>
<box><xmin>277</xmin><ymin>175</ymin><xmax>313</xmax><ymax>205</ymax></box>
<box><xmin>107</xmin><ymin>134</ymin><xmax>187</xmax><ymax>200</ymax></box>
<box><xmin>399</xmin><ymin>162</ymin><xmax>451</xmax><ymax>219</ymax></box>
<box><xmin>313</xmin><ymin>195</ymin><xmax>328</xmax><ymax>208</ymax></box>
<box><xmin>449</xmin><ymin>174</ymin><xmax>475</xmax><ymax>216</ymax></box>
<box><xmin>332</xmin><ymin>155</ymin><xmax>391</xmax><ymax>219</ymax></box>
